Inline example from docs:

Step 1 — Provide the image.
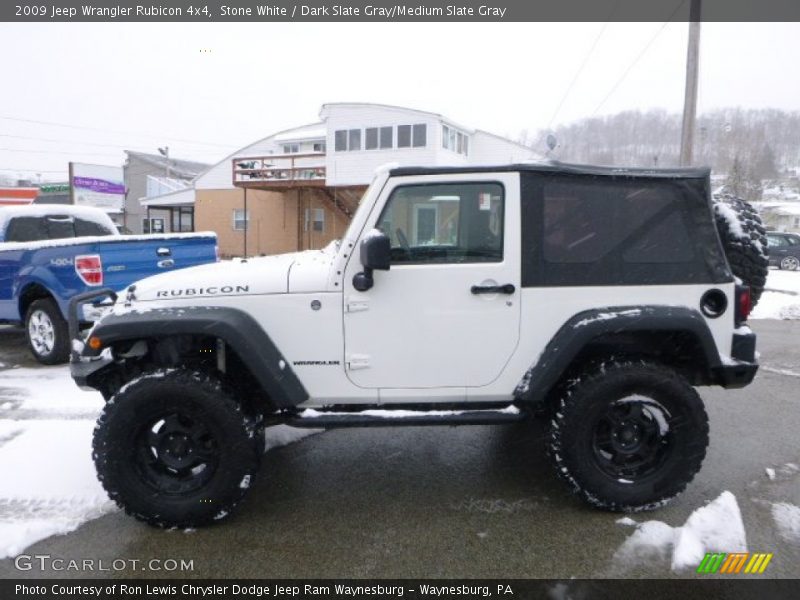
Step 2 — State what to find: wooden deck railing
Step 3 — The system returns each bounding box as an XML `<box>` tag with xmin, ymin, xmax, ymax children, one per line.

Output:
<box><xmin>232</xmin><ymin>153</ymin><xmax>326</xmax><ymax>187</ymax></box>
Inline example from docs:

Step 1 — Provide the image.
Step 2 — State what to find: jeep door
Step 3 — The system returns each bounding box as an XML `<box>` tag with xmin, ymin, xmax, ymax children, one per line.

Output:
<box><xmin>342</xmin><ymin>173</ymin><xmax>521</xmax><ymax>392</ymax></box>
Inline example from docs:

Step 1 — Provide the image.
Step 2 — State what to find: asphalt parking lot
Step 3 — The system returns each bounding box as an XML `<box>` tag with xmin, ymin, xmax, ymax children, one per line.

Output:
<box><xmin>0</xmin><ymin>319</ymin><xmax>798</xmax><ymax>580</ymax></box>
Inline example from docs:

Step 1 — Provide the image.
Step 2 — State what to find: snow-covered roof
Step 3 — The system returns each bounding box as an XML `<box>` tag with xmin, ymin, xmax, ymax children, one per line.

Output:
<box><xmin>320</xmin><ymin>102</ymin><xmax>444</xmax><ymax>120</ymax></box>
<box><xmin>124</xmin><ymin>151</ymin><xmax>211</xmax><ymax>180</ymax></box>
<box><xmin>273</xmin><ymin>122</ymin><xmax>325</xmax><ymax>142</ymax></box>
<box><xmin>757</xmin><ymin>202</ymin><xmax>800</xmax><ymax>216</ymax></box>
<box><xmin>141</xmin><ymin>187</ymin><xmax>195</xmax><ymax>208</ymax></box>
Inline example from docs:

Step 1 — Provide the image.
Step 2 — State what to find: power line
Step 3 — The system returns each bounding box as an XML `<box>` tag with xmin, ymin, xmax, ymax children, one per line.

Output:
<box><xmin>0</xmin><ymin>114</ymin><xmax>239</xmax><ymax>149</ymax></box>
<box><xmin>0</xmin><ymin>133</ymin><xmax>218</xmax><ymax>156</ymax></box>
<box><xmin>547</xmin><ymin>15</ymin><xmax>616</xmax><ymax>128</ymax></box>
<box><xmin>0</xmin><ymin>147</ymin><xmax>124</xmax><ymax>158</ymax></box>
<box><xmin>590</xmin><ymin>0</ymin><xmax>688</xmax><ymax>118</ymax></box>
<box><xmin>0</xmin><ymin>167</ymin><xmax>67</xmax><ymax>174</ymax></box>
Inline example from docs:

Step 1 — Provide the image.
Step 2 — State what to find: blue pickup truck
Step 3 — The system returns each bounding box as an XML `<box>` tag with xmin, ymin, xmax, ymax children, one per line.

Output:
<box><xmin>0</xmin><ymin>205</ymin><xmax>218</xmax><ymax>364</ymax></box>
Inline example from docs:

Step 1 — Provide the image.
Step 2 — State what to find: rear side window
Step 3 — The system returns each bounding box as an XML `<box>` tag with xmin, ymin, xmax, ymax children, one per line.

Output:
<box><xmin>542</xmin><ymin>181</ymin><xmax>694</xmax><ymax>264</ymax></box>
<box><xmin>521</xmin><ymin>173</ymin><xmax>731</xmax><ymax>286</ymax></box>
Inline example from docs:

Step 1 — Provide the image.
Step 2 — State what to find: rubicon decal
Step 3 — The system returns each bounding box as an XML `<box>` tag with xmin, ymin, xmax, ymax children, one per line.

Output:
<box><xmin>696</xmin><ymin>552</ymin><xmax>773</xmax><ymax>574</ymax></box>
<box><xmin>156</xmin><ymin>285</ymin><xmax>250</xmax><ymax>297</ymax></box>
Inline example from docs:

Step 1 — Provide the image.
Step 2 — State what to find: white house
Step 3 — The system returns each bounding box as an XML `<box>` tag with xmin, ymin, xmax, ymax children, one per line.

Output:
<box><xmin>145</xmin><ymin>102</ymin><xmax>539</xmax><ymax>257</ymax></box>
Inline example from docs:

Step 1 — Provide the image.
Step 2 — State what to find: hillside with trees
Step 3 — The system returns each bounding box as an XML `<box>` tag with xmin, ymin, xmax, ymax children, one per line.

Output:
<box><xmin>532</xmin><ymin>108</ymin><xmax>800</xmax><ymax>180</ymax></box>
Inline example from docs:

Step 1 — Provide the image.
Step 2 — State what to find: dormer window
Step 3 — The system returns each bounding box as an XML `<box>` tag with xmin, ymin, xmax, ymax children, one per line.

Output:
<box><xmin>442</xmin><ymin>125</ymin><xmax>468</xmax><ymax>155</ymax></box>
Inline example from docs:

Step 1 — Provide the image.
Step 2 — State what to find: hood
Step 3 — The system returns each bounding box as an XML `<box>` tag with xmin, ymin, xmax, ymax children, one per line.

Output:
<box><xmin>128</xmin><ymin>248</ymin><xmax>336</xmax><ymax>303</ymax></box>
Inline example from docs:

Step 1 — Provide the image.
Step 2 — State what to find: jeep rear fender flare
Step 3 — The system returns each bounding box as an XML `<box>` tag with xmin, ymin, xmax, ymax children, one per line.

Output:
<box><xmin>85</xmin><ymin>306</ymin><xmax>308</xmax><ymax>408</ymax></box>
<box><xmin>513</xmin><ymin>306</ymin><xmax>721</xmax><ymax>405</ymax></box>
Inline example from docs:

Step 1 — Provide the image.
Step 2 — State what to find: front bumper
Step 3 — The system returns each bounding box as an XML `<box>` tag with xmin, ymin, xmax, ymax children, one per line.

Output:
<box><xmin>71</xmin><ymin>350</ymin><xmax>113</xmax><ymax>390</ymax></box>
<box><xmin>712</xmin><ymin>327</ymin><xmax>758</xmax><ymax>389</ymax></box>
<box><xmin>68</xmin><ymin>288</ymin><xmax>117</xmax><ymax>390</ymax></box>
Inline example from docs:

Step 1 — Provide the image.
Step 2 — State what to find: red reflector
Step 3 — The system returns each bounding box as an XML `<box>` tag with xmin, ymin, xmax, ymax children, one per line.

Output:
<box><xmin>737</xmin><ymin>285</ymin><xmax>752</xmax><ymax>323</ymax></box>
<box><xmin>75</xmin><ymin>254</ymin><xmax>103</xmax><ymax>286</ymax></box>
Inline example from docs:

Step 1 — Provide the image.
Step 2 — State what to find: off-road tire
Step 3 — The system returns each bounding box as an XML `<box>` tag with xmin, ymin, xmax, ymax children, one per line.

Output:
<box><xmin>25</xmin><ymin>298</ymin><xmax>70</xmax><ymax>365</ymax></box>
<box><xmin>548</xmin><ymin>362</ymin><xmax>708</xmax><ymax>512</ymax></box>
<box><xmin>713</xmin><ymin>194</ymin><xmax>768</xmax><ymax>306</ymax></box>
<box><xmin>93</xmin><ymin>369</ymin><xmax>261</xmax><ymax>528</ymax></box>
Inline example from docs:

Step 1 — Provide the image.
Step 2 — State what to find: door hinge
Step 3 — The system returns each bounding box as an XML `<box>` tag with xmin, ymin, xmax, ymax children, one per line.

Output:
<box><xmin>346</xmin><ymin>298</ymin><xmax>370</xmax><ymax>313</ymax></box>
<box><xmin>346</xmin><ymin>354</ymin><xmax>370</xmax><ymax>370</ymax></box>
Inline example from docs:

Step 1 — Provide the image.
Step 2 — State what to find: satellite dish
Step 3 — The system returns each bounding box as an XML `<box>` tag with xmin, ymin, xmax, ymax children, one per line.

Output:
<box><xmin>546</xmin><ymin>134</ymin><xmax>557</xmax><ymax>151</ymax></box>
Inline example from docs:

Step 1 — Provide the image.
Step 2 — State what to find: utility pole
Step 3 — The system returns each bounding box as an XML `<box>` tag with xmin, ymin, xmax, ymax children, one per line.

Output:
<box><xmin>679</xmin><ymin>0</ymin><xmax>702</xmax><ymax>166</ymax></box>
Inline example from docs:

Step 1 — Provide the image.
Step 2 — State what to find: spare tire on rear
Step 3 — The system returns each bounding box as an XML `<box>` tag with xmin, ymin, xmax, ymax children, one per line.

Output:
<box><xmin>712</xmin><ymin>194</ymin><xmax>769</xmax><ymax>307</ymax></box>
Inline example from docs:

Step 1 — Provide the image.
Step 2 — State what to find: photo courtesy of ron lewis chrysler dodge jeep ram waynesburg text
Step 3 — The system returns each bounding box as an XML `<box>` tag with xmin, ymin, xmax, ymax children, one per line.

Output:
<box><xmin>69</xmin><ymin>162</ymin><xmax>762</xmax><ymax>528</ymax></box>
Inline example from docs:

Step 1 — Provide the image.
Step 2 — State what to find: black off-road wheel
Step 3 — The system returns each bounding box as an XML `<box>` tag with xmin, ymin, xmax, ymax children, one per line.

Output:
<box><xmin>548</xmin><ymin>362</ymin><xmax>709</xmax><ymax>512</ymax></box>
<box><xmin>713</xmin><ymin>194</ymin><xmax>769</xmax><ymax>306</ymax></box>
<box><xmin>25</xmin><ymin>298</ymin><xmax>70</xmax><ymax>365</ymax></box>
<box><xmin>93</xmin><ymin>369</ymin><xmax>261</xmax><ymax>528</ymax></box>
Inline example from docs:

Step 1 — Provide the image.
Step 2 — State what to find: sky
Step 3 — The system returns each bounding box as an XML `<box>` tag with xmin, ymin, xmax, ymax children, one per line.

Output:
<box><xmin>1</xmin><ymin>21</ymin><xmax>799</xmax><ymax>181</ymax></box>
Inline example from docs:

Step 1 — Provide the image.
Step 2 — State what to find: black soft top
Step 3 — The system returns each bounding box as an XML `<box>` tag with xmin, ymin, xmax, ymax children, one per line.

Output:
<box><xmin>390</xmin><ymin>161</ymin><xmax>711</xmax><ymax>180</ymax></box>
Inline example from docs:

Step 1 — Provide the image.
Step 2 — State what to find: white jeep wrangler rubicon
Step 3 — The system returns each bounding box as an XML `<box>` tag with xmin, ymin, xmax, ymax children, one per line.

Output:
<box><xmin>70</xmin><ymin>163</ymin><xmax>759</xmax><ymax>527</ymax></box>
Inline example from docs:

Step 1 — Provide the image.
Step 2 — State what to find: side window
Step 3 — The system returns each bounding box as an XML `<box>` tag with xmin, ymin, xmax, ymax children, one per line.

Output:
<box><xmin>542</xmin><ymin>181</ymin><xmax>693</xmax><ymax>264</ymax></box>
<box><xmin>5</xmin><ymin>217</ymin><xmax>49</xmax><ymax>242</ymax></box>
<box><xmin>376</xmin><ymin>182</ymin><xmax>504</xmax><ymax>264</ymax></box>
<box><xmin>767</xmin><ymin>235</ymin><xmax>787</xmax><ymax>248</ymax></box>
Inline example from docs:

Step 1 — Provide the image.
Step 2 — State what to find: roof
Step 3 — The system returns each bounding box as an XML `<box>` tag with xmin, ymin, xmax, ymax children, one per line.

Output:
<box><xmin>124</xmin><ymin>151</ymin><xmax>211</xmax><ymax>179</ymax></box>
<box><xmin>389</xmin><ymin>162</ymin><xmax>712</xmax><ymax>179</ymax></box>
<box><xmin>141</xmin><ymin>187</ymin><xmax>195</xmax><ymax>208</ymax></box>
<box><xmin>0</xmin><ymin>187</ymin><xmax>38</xmax><ymax>205</ymax></box>
<box><xmin>273</xmin><ymin>122</ymin><xmax>325</xmax><ymax>142</ymax></box>
<box><xmin>320</xmin><ymin>102</ymin><xmax>473</xmax><ymax>132</ymax></box>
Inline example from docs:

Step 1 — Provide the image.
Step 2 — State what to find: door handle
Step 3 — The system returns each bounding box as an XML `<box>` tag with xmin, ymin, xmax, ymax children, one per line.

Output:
<box><xmin>471</xmin><ymin>283</ymin><xmax>515</xmax><ymax>295</ymax></box>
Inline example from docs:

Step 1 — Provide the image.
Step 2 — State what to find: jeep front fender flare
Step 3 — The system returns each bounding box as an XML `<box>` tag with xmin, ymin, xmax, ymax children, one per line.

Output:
<box><xmin>513</xmin><ymin>306</ymin><xmax>721</xmax><ymax>405</ymax></box>
<box><xmin>79</xmin><ymin>306</ymin><xmax>308</xmax><ymax>409</ymax></box>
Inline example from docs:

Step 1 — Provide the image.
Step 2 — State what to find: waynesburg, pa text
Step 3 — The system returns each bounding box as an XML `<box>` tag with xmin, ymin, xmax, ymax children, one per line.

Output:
<box><xmin>16</xmin><ymin>583</ymin><xmax>514</xmax><ymax>597</ymax></box>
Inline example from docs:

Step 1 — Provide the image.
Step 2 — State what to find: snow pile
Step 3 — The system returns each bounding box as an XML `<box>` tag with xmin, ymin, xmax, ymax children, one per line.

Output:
<box><xmin>263</xmin><ymin>424</ymin><xmax>323</xmax><ymax>452</ymax></box>
<box><xmin>751</xmin><ymin>269</ymin><xmax>800</xmax><ymax>320</ymax></box>
<box><xmin>613</xmin><ymin>491</ymin><xmax>747</xmax><ymax>572</ymax></box>
<box><xmin>771</xmin><ymin>502</ymin><xmax>800</xmax><ymax>543</ymax></box>
<box><xmin>0</xmin><ymin>420</ymin><xmax>115</xmax><ymax>559</ymax></box>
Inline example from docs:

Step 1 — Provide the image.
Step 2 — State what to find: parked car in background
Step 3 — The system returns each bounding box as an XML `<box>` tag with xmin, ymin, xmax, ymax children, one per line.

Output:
<box><xmin>766</xmin><ymin>231</ymin><xmax>800</xmax><ymax>270</ymax></box>
<box><xmin>0</xmin><ymin>205</ymin><xmax>218</xmax><ymax>364</ymax></box>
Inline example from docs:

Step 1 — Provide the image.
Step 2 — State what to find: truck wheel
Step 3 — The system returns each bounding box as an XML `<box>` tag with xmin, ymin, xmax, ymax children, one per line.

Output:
<box><xmin>548</xmin><ymin>362</ymin><xmax>708</xmax><ymax>512</ymax></box>
<box><xmin>25</xmin><ymin>298</ymin><xmax>69</xmax><ymax>365</ymax></box>
<box><xmin>93</xmin><ymin>369</ymin><xmax>261</xmax><ymax>528</ymax></box>
<box><xmin>713</xmin><ymin>194</ymin><xmax>769</xmax><ymax>306</ymax></box>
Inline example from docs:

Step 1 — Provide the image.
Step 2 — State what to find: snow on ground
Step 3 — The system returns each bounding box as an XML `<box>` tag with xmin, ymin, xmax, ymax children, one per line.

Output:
<box><xmin>612</xmin><ymin>491</ymin><xmax>747</xmax><ymax>572</ymax></box>
<box><xmin>751</xmin><ymin>269</ymin><xmax>800</xmax><ymax>320</ymax></box>
<box><xmin>0</xmin><ymin>364</ymin><xmax>322</xmax><ymax>559</ymax></box>
<box><xmin>771</xmin><ymin>503</ymin><xmax>800</xmax><ymax>544</ymax></box>
<box><xmin>0</xmin><ymin>367</ymin><xmax>110</xmax><ymax>559</ymax></box>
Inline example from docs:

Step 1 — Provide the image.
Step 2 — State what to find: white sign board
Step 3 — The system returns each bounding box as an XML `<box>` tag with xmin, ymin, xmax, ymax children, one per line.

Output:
<box><xmin>70</xmin><ymin>163</ymin><xmax>125</xmax><ymax>212</ymax></box>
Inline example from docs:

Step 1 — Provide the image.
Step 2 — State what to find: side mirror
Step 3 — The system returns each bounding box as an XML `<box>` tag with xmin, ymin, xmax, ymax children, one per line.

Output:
<box><xmin>353</xmin><ymin>230</ymin><xmax>391</xmax><ymax>292</ymax></box>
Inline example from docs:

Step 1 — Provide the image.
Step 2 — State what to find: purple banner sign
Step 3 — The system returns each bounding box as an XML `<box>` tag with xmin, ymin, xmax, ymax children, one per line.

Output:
<box><xmin>72</xmin><ymin>176</ymin><xmax>125</xmax><ymax>195</ymax></box>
